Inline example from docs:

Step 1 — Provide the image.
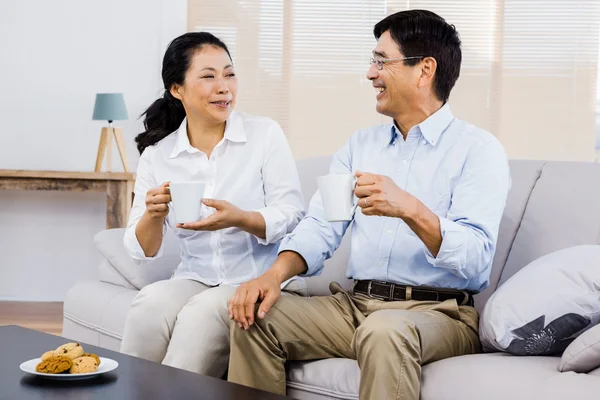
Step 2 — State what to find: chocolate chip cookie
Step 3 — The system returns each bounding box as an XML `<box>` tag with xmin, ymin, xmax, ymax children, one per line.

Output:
<box><xmin>81</xmin><ymin>353</ymin><xmax>101</xmax><ymax>365</ymax></box>
<box><xmin>54</xmin><ymin>342</ymin><xmax>83</xmax><ymax>360</ymax></box>
<box><xmin>41</xmin><ymin>350</ymin><xmax>56</xmax><ymax>361</ymax></box>
<box><xmin>36</xmin><ymin>356</ymin><xmax>73</xmax><ymax>374</ymax></box>
<box><xmin>70</xmin><ymin>356</ymin><xmax>99</xmax><ymax>374</ymax></box>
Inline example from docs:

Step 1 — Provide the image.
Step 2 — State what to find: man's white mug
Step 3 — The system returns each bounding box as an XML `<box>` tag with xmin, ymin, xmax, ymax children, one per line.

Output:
<box><xmin>317</xmin><ymin>174</ymin><xmax>358</xmax><ymax>222</ymax></box>
<box><xmin>169</xmin><ymin>181</ymin><xmax>206</xmax><ymax>224</ymax></box>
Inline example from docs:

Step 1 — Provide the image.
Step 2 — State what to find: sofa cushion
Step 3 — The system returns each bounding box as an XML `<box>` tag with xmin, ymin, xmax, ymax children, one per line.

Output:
<box><xmin>480</xmin><ymin>245</ymin><xmax>600</xmax><ymax>355</ymax></box>
<box><xmin>560</xmin><ymin>323</ymin><xmax>600</xmax><ymax>373</ymax></box>
<box><xmin>500</xmin><ymin>161</ymin><xmax>600</xmax><ymax>285</ymax></box>
<box><xmin>421</xmin><ymin>353</ymin><xmax>600</xmax><ymax>400</ymax></box>
<box><xmin>94</xmin><ymin>228</ymin><xmax>181</xmax><ymax>289</ymax></box>
<box><xmin>473</xmin><ymin>160</ymin><xmax>544</xmax><ymax>313</ymax></box>
<box><xmin>287</xmin><ymin>353</ymin><xmax>600</xmax><ymax>400</ymax></box>
<box><xmin>287</xmin><ymin>359</ymin><xmax>359</xmax><ymax>399</ymax></box>
<box><xmin>98</xmin><ymin>258</ymin><xmax>136</xmax><ymax>289</ymax></box>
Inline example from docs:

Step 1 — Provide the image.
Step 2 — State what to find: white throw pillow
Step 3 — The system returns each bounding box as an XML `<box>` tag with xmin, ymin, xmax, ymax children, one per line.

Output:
<box><xmin>480</xmin><ymin>245</ymin><xmax>600</xmax><ymax>356</ymax></box>
<box><xmin>94</xmin><ymin>228</ymin><xmax>180</xmax><ymax>290</ymax></box>
<box><xmin>559</xmin><ymin>323</ymin><xmax>600</xmax><ymax>373</ymax></box>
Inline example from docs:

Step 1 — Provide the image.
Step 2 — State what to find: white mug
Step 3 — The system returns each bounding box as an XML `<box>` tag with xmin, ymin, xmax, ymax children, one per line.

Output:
<box><xmin>317</xmin><ymin>174</ymin><xmax>358</xmax><ymax>222</ymax></box>
<box><xmin>168</xmin><ymin>181</ymin><xmax>206</xmax><ymax>224</ymax></box>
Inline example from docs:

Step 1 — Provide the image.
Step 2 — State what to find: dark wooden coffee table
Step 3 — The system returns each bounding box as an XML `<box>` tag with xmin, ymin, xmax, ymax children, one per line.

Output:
<box><xmin>0</xmin><ymin>325</ymin><xmax>292</xmax><ymax>400</ymax></box>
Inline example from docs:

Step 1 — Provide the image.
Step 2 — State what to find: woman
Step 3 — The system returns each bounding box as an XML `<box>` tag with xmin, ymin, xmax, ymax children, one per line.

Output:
<box><xmin>120</xmin><ymin>32</ymin><xmax>305</xmax><ymax>378</ymax></box>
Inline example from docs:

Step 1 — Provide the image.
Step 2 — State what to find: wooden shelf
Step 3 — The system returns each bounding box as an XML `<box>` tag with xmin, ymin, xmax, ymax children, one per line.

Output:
<box><xmin>0</xmin><ymin>169</ymin><xmax>135</xmax><ymax>181</ymax></box>
<box><xmin>0</xmin><ymin>169</ymin><xmax>135</xmax><ymax>229</ymax></box>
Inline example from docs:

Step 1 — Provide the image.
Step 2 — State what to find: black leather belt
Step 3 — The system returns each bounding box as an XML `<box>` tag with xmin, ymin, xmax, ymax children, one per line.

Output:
<box><xmin>353</xmin><ymin>280</ymin><xmax>474</xmax><ymax>307</ymax></box>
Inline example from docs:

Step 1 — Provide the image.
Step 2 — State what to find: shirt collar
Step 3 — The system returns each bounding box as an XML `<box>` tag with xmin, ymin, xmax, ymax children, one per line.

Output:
<box><xmin>169</xmin><ymin>111</ymin><xmax>247</xmax><ymax>159</ymax></box>
<box><xmin>416</xmin><ymin>103</ymin><xmax>454</xmax><ymax>146</ymax></box>
<box><xmin>223</xmin><ymin>111</ymin><xmax>247</xmax><ymax>143</ymax></box>
<box><xmin>386</xmin><ymin>103</ymin><xmax>454</xmax><ymax>147</ymax></box>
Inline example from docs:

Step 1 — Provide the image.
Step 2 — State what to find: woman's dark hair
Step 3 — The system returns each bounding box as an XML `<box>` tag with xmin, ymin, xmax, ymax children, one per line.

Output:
<box><xmin>135</xmin><ymin>32</ymin><xmax>232</xmax><ymax>154</ymax></box>
<box><xmin>374</xmin><ymin>10</ymin><xmax>461</xmax><ymax>103</ymax></box>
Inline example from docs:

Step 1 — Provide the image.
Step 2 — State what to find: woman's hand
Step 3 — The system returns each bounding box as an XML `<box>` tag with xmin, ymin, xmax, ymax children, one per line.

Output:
<box><xmin>144</xmin><ymin>182</ymin><xmax>171</xmax><ymax>221</ymax></box>
<box><xmin>177</xmin><ymin>199</ymin><xmax>245</xmax><ymax>231</ymax></box>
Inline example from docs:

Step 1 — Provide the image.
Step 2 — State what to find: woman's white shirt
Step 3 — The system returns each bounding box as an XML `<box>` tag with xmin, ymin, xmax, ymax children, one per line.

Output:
<box><xmin>123</xmin><ymin>111</ymin><xmax>305</xmax><ymax>286</ymax></box>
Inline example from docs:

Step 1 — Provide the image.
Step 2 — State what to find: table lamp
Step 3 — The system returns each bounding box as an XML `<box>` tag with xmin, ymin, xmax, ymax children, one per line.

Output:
<box><xmin>92</xmin><ymin>93</ymin><xmax>129</xmax><ymax>172</ymax></box>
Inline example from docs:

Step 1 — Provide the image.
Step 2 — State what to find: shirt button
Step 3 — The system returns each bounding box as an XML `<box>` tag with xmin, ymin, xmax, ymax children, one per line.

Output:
<box><xmin>402</xmin><ymin>160</ymin><xmax>408</xmax><ymax>165</ymax></box>
<box><xmin>386</xmin><ymin>229</ymin><xmax>393</xmax><ymax>235</ymax></box>
<box><xmin>378</xmin><ymin>261</ymin><xmax>385</xmax><ymax>267</ymax></box>
<box><xmin>422</xmin><ymin>140</ymin><xmax>427</xmax><ymax>144</ymax></box>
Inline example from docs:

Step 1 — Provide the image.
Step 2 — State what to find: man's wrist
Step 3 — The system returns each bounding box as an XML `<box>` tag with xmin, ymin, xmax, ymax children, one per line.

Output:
<box><xmin>264</xmin><ymin>266</ymin><xmax>285</xmax><ymax>285</ymax></box>
<box><xmin>397</xmin><ymin>195</ymin><xmax>421</xmax><ymax>222</ymax></box>
<box><xmin>268</xmin><ymin>251</ymin><xmax>307</xmax><ymax>284</ymax></box>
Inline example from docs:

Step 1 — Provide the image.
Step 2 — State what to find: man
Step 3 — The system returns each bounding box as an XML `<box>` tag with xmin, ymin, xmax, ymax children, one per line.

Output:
<box><xmin>226</xmin><ymin>9</ymin><xmax>511</xmax><ymax>400</ymax></box>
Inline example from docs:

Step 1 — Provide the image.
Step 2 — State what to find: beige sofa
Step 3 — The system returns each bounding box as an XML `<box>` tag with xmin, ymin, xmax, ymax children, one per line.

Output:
<box><xmin>63</xmin><ymin>157</ymin><xmax>600</xmax><ymax>399</ymax></box>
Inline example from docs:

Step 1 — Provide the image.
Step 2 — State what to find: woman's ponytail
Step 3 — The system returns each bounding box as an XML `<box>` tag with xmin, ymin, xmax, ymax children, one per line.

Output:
<box><xmin>135</xmin><ymin>91</ymin><xmax>185</xmax><ymax>154</ymax></box>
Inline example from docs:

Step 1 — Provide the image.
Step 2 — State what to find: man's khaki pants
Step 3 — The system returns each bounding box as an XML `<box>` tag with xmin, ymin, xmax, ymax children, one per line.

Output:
<box><xmin>228</xmin><ymin>282</ymin><xmax>480</xmax><ymax>400</ymax></box>
<box><xmin>120</xmin><ymin>278</ymin><xmax>306</xmax><ymax>377</ymax></box>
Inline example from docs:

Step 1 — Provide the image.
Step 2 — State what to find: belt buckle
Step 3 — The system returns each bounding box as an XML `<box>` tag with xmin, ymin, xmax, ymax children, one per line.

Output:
<box><xmin>367</xmin><ymin>281</ymin><xmax>393</xmax><ymax>301</ymax></box>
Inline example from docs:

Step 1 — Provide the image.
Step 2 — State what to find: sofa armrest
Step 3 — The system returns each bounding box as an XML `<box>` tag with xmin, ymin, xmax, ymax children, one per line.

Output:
<box><xmin>94</xmin><ymin>228</ymin><xmax>181</xmax><ymax>290</ymax></box>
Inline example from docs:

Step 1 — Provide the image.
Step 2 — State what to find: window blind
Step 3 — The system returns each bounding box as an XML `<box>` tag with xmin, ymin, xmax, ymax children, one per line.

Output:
<box><xmin>188</xmin><ymin>0</ymin><xmax>600</xmax><ymax>161</ymax></box>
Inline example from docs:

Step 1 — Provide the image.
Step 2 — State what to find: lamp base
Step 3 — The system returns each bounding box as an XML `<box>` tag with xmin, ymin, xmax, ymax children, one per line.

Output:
<box><xmin>95</xmin><ymin>127</ymin><xmax>130</xmax><ymax>173</ymax></box>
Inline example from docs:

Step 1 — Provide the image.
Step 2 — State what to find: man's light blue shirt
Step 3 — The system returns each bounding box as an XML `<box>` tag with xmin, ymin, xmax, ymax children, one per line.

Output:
<box><xmin>279</xmin><ymin>105</ymin><xmax>511</xmax><ymax>292</ymax></box>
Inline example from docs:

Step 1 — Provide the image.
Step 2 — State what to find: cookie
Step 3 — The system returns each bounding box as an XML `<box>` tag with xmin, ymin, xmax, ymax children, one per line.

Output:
<box><xmin>70</xmin><ymin>356</ymin><xmax>99</xmax><ymax>374</ymax></box>
<box><xmin>36</xmin><ymin>356</ymin><xmax>73</xmax><ymax>374</ymax></box>
<box><xmin>81</xmin><ymin>353</ymin><xmax>101</xmax><ymax>365</ymax></box>
<box><xmin>41</xmin><ymin>350</ymin><xmax>55</xmax><ymax>361</ymax></box>
<box><xmin>54</xmin><ymin>342</ymin><xmax>84</xmax><ymax>360</ymax></box>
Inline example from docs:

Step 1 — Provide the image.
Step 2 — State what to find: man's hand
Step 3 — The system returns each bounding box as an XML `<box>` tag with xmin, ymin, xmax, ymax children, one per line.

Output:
<box><xmin>228</xmin><ymin>272</ymin><xmax>282</xmax><ymax>330</ymax></box>
<box><xmin>354</xmin><ymin>171</ymin><xmax>418</xmax><ymax>219</ymax></box>
<box><xmin>177</xmin><ymin>199</ymin><xmax>244</xmax><ymax>231</ymax></box>
<box><xmin>355</xmin><ymin>171</ymin><xmax>443</xmax><ymax>256</ymax></box>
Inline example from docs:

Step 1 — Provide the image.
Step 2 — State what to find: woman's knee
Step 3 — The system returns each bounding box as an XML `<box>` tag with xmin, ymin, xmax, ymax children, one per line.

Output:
<box><xmin>177</xmin><ymin>285</ymin><xmax>236</xmax><ymax>323</ymax></box>
<box><xmin>129</xmin><ymin>280</ymin><xmax>183</xmax><ymax>319</ymax></box>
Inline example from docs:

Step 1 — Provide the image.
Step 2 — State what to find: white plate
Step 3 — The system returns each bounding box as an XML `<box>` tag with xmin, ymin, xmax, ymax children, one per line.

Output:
<box><xmin>20</xmin><ymin>357</ymin><xmax>118</xmax><ymax>380</ymax></box>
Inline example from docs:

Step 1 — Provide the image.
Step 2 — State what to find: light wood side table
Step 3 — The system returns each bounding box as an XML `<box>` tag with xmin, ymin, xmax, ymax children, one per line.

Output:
<box><xmin>0</xmin><ymin>170</ymin><xmax>135</xmax><ymax>229</ymax></box>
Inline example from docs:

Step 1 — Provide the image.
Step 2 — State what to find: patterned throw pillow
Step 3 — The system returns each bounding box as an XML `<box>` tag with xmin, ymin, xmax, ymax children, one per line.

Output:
<box><xmin>480</xmin><ymin>245</ymin><xmax>600</xmax><ymax>356</ymax></box>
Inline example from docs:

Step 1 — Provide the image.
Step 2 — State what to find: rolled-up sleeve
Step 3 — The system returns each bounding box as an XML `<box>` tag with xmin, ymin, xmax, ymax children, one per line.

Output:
<box><xmin>424</xmin><ymin>139</ymin><xmax>511</xmax><ymax>280</ymax></box>
<box><xmin>255</xmin><ymin>123</ymin><xmax>305</xmax><ymax>245</ymax></box>
<box><xmin>123</xmin><ymin>148</ymin><xmax>167</xmax><ymax>261</ymax></box>
<box><xmin>278</xmin><ymin>139</ymin><xmax>355</xmax><ymax>276</ymax></box>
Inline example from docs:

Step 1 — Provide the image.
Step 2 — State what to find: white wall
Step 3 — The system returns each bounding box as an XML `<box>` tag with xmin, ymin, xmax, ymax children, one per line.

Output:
<box><xmin>0</xmin><ymin>0</ymin><xmax>187</xmax><ymax>301</ymax></box>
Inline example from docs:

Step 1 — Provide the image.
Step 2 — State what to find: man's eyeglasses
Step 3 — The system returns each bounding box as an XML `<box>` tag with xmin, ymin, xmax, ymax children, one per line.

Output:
<box><xmin>369</xmin><ymin>56</ymin><xmax>424</xmax><ymax>70</ymax></box>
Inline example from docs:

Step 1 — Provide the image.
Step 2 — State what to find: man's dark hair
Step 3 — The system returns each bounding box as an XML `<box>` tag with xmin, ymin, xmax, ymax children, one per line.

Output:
<box><xmin>374</xmin><ymin>10</ymin><xmax>461</xmax><ymax>103</ymax></box>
